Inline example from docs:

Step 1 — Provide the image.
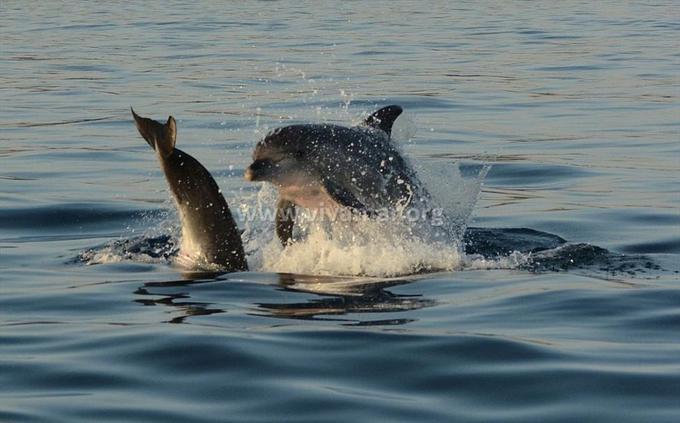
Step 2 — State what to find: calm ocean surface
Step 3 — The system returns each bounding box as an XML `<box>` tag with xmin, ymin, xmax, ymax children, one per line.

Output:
<box><xmin>1</xmin><ymin>2</ymin><xmax>679</xmax><ymax>422</ymax></box>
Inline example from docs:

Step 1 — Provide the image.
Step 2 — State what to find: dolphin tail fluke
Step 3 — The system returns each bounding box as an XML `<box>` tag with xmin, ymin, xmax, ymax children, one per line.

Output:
<box><xmin>131</xmin><ymin>108</ymin><xmax>177</xmax><ymax>159</ymax></box>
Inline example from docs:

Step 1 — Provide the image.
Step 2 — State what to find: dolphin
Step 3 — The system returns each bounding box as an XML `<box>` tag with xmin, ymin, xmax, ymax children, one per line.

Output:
<box><xmin>244</xmin><ymin>105</ymin><xmax>431</xmax><ymax>245</ymax></box>
<box><xmin>132</xmin><ymin>109</ymin><xmax>248</xmax><ymax>271</ymax></box>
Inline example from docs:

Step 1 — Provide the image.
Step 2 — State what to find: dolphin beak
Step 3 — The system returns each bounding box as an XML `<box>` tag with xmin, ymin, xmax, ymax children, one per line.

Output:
<box><xmin>244</xmin><ymin>159</ymin><xmax>276</xmax><ymax>182</ymax></box>
<box><xmin>244</xmin><ymin>166</ymin><xmax>255</xmax><ymax>181</ymax></box>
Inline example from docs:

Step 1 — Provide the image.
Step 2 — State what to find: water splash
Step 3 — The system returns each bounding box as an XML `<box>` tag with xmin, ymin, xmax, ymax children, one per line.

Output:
<box><xmin>77</xmin><ymin>234</ymin><xmax>178</xmax><ymax>265</ymax></box>
<box><xmin>76</xmin><ymin>204</ymin><xmax>179</xmax><ymax>266</ymax></box>
<box><xmin>73</xmin><ymin>101</ymin><xmax>656</xmax><ymax>279</ymax></box>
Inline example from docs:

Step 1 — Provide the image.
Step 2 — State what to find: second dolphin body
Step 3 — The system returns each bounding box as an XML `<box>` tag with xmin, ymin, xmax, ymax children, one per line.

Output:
<box><xmin>132</xmin><ymin>109</ymin><xmax>248</xmax><ymax>271</ymax></box>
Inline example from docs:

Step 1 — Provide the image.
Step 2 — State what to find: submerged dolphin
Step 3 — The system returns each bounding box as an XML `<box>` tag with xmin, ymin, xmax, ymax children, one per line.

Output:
<box><xmin>245</xmin><ymin>105</ymin><xmax>430</xmax><ymax>245</ymax></box>
<box><xmin>132</xmin><ymin>109</ymin><xmax>248</xmax><ymax>271</ymax></box>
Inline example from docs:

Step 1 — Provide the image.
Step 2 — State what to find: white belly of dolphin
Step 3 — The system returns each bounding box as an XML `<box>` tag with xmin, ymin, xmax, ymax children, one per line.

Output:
<box><xmin>279</xmin><ymin>183</ymin><xmax>340</xmax><ymax>211</ymax></box>
<box><xmin>272</xmin><ymin>170</ymin><xmax>341</xmax><ymax>211</ymax></box>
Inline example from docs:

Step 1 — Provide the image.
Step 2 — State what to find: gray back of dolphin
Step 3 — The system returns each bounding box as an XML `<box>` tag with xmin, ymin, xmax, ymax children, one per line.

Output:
<box><xmin>132</xmin><ymin>109</ymin><xmax>247</xmax><ymax>271</ymax></box>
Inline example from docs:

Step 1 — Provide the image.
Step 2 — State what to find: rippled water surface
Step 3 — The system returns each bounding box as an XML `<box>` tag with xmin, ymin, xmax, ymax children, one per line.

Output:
<box><xmin>2</xmin><ymin>2</ymin><xmax>679</xmax><ymax>422</ymax></box>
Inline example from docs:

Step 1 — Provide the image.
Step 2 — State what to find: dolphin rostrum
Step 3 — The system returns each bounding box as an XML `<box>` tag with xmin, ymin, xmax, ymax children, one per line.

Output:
<box><xmin>132</xmin><ymin>109</ymin><xmax>248</xmax><ymax>271</ymax></box>
<box><xmin>244</xmin><ymin>105</ymin><xmax>430</xmax><ymax>245</ymax></box>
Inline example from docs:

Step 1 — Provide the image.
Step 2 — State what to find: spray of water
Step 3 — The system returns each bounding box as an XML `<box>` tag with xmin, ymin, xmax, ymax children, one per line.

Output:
<box><xmin>233</xmin><ymin>109</ymin><xmax>491</xmax><ymax>277</ymax></box>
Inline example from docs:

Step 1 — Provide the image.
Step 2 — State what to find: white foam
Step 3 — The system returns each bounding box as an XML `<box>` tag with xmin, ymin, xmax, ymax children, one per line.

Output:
<box><xmin>463</xmin><ymin>251</ymin><xmax>531</xmax><ymax>270</ymax></box>
<box><xmin>259</xmin><ymin>220</ymin><xmax>464</xmax><ymax>277</ymax></box>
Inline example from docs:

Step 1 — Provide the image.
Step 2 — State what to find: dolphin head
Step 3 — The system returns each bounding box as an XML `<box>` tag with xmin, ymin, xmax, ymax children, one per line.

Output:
<box><xmin>245</xmin><ymin>126</ymin><xmax>310</xmax><ymax>183</ymax></box>
<box><xmin>244</xmin><ymin>146</ymin><xmax>302</xmax><ymax>183</ymax></box>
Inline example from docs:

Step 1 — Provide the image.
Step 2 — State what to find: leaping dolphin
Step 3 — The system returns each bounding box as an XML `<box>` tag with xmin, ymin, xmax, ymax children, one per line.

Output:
<box><xmin>244</xmin><ymin>105</ymin><xmax>431</xmax><ymax>245</ymax></box>
<box><xmin>132</xmin><ymin>109</ymin><xmax>248</xmax><ymax>271</ymax></box>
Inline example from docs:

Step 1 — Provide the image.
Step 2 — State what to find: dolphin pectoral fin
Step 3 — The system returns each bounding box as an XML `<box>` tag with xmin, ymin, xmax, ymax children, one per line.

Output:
<box><xmin>276</xmin><ymin>198</ymin><xmax>296</xmax><ymax>246</ymax></box>
<box><xmin>322</xmin><ymin>180</ymin><xmax>368</xmax><ymax>213</ymax></box>
<box><xmin>131</xmin><ymin>108</ymin><xmax>177</xmax><ymax>159</ymax></box>
<box><xmin>363</xmin><ymin>105</ymin><xmax>403</xmax><ymax>136</ymax></box>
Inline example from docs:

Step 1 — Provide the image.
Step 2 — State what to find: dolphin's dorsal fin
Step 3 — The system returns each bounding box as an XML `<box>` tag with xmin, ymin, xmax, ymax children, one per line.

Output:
<box><xmin>363</xmin><ymin>105</ymin><xmax>403</xmax><ymax>136</ymax></box>
<box><xmin>131</xmin><ymin>107</ymin><xmax>177</xmax><ymax>159</ymax></box>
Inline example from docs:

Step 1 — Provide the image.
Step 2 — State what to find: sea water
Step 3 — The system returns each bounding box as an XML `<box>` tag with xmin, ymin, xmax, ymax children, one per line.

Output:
<box><xmin>1</xmin><ymin>2</ymin><xmax>679</xmax><ymax>422</ymax></box>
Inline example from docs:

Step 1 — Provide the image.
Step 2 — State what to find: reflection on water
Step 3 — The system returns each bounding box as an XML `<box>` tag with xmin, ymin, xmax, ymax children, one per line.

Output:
<box><xmin>264</xmin><ymin>274</ymin><xmax>435</xmax><ymax>324</ymax></box>
<box><xmin>134</xmin><ymin>287</ymin><xmax>225</xmax><ymax>324</ymax></box>
<box><xmin>135</xmin><ymin>273</ymin><xmax>227</xmax><ymax>324</ymax></box>
<box><xmin>135</xmin><ymin>273</ymin><xmax>434</xmax><ymax>325</ymax></box>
